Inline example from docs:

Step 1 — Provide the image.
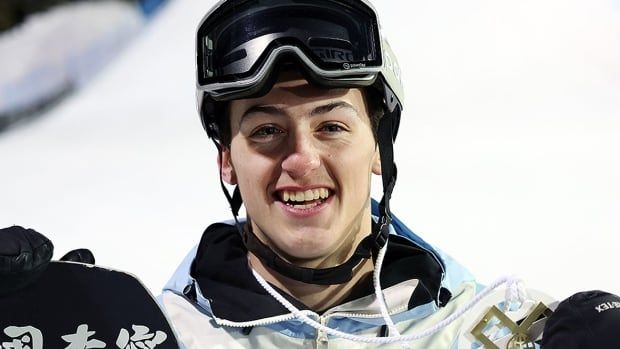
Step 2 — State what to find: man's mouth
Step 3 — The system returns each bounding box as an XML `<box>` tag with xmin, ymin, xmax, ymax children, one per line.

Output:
<box><xmin>277</xmin><ymin>188</ymin><xmax>332</xmax><ymax>209</ymax></box>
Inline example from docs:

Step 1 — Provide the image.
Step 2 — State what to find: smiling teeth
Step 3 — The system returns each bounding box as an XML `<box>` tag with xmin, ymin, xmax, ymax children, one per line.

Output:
<box><xmin>281</xmin><ymin>188</ymin><xmax>329</xmax><ymax>202</ymax></box>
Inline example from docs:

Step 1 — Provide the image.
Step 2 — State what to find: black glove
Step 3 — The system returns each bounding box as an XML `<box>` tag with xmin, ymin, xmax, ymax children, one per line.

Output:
<box><xmin>0</xmin><ymin>225</ymin><xmax>54</xmax><ymax>296</ymax></box>
<box><xmin>60</xmin><ymin>248</ymin><xmax>95</xmax><ymax>264</ymax></box>
<box><xmin>542</xmin><ymin>290</ymin><xmax>620</xmax><ymax>348</ymax></box>
<box><xmin>0</xmin><ymin>225</ymin><xmax>95</xmax><ymax>296</ymax></box>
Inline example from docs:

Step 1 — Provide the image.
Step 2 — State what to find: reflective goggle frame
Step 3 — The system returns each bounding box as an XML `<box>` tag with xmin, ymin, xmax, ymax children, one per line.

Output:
<box><xmin>195</xmin><ymin>0</ymin><xmax>403</xmax><ymax>106</ymax></box>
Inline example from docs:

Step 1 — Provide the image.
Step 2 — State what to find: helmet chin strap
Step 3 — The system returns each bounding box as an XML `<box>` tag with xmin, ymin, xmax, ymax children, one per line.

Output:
<box><xmin>243</xmin><ymin>221</ymin><xmax>378</xmax><ymax>285</ymax></box>
<box><xmin>242</xmin><ymin>219</ymin><xmax>374</xmax><ymax>285</ymax></box>
<box><xmin>211</xmin><ymin>104</ymin><xmax>399</xmax><ymax>286</ymax></box>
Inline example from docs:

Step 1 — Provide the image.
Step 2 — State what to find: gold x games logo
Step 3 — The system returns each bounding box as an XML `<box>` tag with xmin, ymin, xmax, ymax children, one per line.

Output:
<box><xmin>470</xmin><ymin>302</ymin><xmax>553</xmax><ymax>349</ymax></box>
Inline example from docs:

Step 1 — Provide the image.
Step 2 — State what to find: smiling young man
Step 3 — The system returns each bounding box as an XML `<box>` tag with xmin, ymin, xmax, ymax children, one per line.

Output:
<box><xmin>160</xmin><ymin>0</ymin><xmax>480</xmax><ymax>348</ymax></box>
<box><xmin>226</xmin><ymin>71</ymin><xmax>382</xmax><ymax>311</ymax></box>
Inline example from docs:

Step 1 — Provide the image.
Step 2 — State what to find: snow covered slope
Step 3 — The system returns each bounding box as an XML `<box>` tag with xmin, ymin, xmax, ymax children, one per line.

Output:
<box><xmin>1</xmin><ymin>0</ymin><xmax>619</xmax><ymax>301</ymax></box>
<box><xmin>0</xmin><ymin>1</ymin><xmax>146</xmax><ymax>129</ymax></box>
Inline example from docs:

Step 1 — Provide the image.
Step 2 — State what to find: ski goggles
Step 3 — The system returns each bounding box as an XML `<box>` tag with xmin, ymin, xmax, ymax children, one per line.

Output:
<box><xmin>196</xmin><ymin>0</ymin><xmax>402</xmax><ymax>104</ymax></box>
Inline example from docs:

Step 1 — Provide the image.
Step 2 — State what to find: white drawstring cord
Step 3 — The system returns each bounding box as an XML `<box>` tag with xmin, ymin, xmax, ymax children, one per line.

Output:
<box><xmin>504</xmin><ymin>276</ymin><xmax>527</xmax><ymax>311</ymax></box>
<box><xmin>252</xmin><ymin>268</ymin><xmax>525</xmax><ymax>345</ymax></box>
<box><xmin>372</xmin><ymin>243</ymin><xmax>411</xmax><ymax>349</ymax></box>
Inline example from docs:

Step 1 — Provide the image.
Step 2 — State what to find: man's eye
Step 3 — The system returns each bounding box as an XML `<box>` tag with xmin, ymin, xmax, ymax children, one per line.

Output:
<box><xmin>252</xmin><ymin>125</ymin><xmax>283</xmax><ymax>138</ymax></box>
<box><xmin>320</xmin><ymin>123</ymin><xmax>346</xmax><ymax>133</ymax></box>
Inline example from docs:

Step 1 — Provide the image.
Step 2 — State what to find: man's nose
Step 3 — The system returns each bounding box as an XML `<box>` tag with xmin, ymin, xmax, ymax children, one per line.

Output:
<box><xmin>281</xmin><ymin>134</ymin><xmax>321</xmax><ymax>178</ymax></box>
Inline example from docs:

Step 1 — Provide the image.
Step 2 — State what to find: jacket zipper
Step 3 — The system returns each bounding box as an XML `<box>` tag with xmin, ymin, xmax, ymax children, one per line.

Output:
<box><xmin>315</xmin><ymin>316</ymin><xmax>328</xmax><ymax>349</ymax></box>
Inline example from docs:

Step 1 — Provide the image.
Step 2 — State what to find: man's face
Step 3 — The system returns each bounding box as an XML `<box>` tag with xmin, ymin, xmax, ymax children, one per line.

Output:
<box><xmin>220</xmin><ymin>72</ymin><xmax>381</xmax><ymax>267</ymax></box>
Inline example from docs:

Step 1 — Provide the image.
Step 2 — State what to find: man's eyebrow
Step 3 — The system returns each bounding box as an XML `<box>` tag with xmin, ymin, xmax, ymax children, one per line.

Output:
<box><xmin>311</xmin><ymin>101</ymin><xmax>358</xmax><ymax>116</ymax></box>
<box><xmin>240</xmin><ymin>100</ymin><xmax>358</xmax><ymax>122</ymax></box>
<box><xmin>242</xmin><ymin>105</ymin><xmax>285</xmax><ymax>119</ymax></box>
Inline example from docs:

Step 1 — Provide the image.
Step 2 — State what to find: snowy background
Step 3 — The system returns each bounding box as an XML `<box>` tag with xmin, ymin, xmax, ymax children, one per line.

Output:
<box><xmin>1</xmin><ymin>0</ymin><xmax>619</xmax><ymax>301</ymax></box>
